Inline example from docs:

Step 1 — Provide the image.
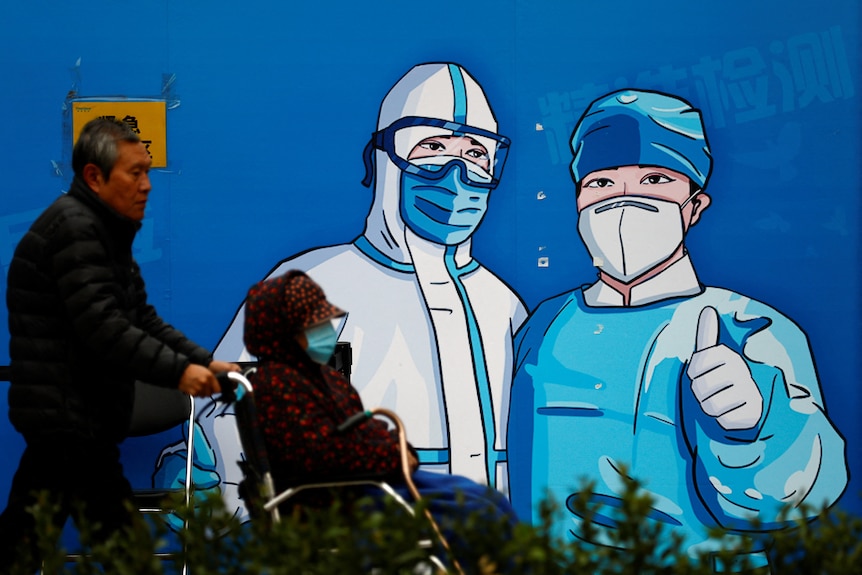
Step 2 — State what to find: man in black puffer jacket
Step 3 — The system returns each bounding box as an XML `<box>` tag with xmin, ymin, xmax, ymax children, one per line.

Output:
<box><xmin>0</xmin><ymin>118</ymin><xmax>238</xmax><ymax>571</ymax></box>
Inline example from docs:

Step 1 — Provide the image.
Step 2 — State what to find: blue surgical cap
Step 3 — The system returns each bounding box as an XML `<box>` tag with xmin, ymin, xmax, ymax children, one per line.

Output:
<box><xmin>570</xmin><ymin>90</ymin><xmax>712</xmax><ymax>189</ymax></box>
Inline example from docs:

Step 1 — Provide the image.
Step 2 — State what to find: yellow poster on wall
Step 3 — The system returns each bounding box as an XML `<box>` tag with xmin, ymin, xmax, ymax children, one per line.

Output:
<box><xmin>71</xmin><ymin>100</ymin><xmax>167</xmax><ymax>167</ymax></box>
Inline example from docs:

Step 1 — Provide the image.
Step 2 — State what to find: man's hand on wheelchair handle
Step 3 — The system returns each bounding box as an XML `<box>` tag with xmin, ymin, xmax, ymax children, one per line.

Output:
<box><xmin>179</xmin><ymin>364</ymin><xmax>221</xmax><ymax>397</ymax></box>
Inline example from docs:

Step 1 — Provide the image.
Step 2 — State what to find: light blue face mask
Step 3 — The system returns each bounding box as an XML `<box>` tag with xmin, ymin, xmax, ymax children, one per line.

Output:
<box><xmin>401</xmin><ymin>161</ymin><xmax>490</xmax><ymax>245</ymax></box>
<box><xmin>303</xmin><ymin>321</ymin><xmax>338</xmax><ymax>365</ymax></box>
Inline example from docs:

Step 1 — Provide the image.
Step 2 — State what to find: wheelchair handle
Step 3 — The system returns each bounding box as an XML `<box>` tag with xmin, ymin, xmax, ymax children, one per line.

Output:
<box><xmin>364</xmin><ymin>407</ymin><xmax>464</xmax><ymax>575</ymax></box>
<box><xmin>336</xmin><ymin>410</ymin><xmax>373</xmax><ymax>433</ymax></box>
<box><xmin>215</xmin><ymin>370</ymin><xmax>253</xmax><ymax>403</ymax></box>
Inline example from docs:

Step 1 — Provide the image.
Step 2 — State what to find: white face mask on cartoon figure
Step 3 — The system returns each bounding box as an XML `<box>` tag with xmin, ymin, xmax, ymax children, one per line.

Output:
<box><xmin>577</xmin><ymin>195</ymin><xmax>686</xmax><ymax>283</ymax></box>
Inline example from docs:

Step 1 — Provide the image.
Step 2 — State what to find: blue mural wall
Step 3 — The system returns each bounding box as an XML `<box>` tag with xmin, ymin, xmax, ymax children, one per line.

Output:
<box><xmin>1</xmin><ymin>0</ymin><xmax>859</xmax><ymax>555</ymax></box>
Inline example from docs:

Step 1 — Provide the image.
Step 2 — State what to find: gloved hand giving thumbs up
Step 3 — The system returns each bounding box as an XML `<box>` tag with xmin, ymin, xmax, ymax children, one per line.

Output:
<box><xmin>686</xmin><ymin>306</ymin><xmax>763</xmax><ymax>431</ymax></box>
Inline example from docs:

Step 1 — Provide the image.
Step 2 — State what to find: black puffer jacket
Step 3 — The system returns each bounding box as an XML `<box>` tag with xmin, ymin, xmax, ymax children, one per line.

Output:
<box><xmin>6</xmin><ymin>177</ymin><xmax>212</xmax><ymax>441</ymax></box>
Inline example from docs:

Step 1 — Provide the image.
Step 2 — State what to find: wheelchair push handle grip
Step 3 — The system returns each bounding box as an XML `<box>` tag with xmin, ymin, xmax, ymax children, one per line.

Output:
<box><xmin>215</xmin><ymin>371</ymin><xmax>253</xmax><ymax>403</ymax></box>
<box><xmin>215</xmin><ymin>372</ymin><xmax>238</xmax><ymax>403</ymax></box>
<box><xmin>216</xmin><ymin>371</ymin><xmax>237</xmax><ymax>388</ymax></box>
<box><xmin>337</xmin><ymin>410</ymin><xmax>373</xmax><ymax>433</ymax></box>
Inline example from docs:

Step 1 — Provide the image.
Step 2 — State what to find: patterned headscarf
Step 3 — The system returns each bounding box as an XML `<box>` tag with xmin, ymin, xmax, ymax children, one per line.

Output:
<box><xmin>243</xmin><ymin>270</ymin><xmax>345</xmax><ymax>359</ymax></box>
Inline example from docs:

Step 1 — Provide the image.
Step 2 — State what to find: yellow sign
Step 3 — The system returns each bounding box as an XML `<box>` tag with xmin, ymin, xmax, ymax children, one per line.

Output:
<box><xmin>71</xmin><ymin>100</ymin><xmax>167</xmax><ymax>167</ymax></box>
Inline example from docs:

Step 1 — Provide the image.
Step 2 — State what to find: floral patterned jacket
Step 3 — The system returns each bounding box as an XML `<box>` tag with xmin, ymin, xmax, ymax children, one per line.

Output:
<box><xmin>243</xmin><ymin>272</ymin><xmax>405</xmax><ymax>483</ymax></box>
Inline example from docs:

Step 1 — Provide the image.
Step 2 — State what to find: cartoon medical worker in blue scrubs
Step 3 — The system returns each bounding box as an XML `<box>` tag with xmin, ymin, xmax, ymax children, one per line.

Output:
<box><xmin>507</xmin><ymin>89</ymin><xmax>847</xmax><ymax>569</ymax></box>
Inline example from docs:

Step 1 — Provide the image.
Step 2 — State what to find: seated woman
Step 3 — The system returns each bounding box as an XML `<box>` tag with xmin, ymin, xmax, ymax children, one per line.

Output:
<box><xmin>242</xmin><ymin>270</ymin><xmax>519</xmax><ymax>568</ymax></box>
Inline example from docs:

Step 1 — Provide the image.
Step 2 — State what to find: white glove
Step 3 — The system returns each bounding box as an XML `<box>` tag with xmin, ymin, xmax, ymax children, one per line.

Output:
<box><xmin>686</xmin><ymin>306</ymin><xmax>763</xmax><ymax>431</ymax></box>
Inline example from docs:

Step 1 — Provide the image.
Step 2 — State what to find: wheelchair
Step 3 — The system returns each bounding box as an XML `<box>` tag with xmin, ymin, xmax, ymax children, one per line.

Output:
<box><xmin>215</xmin><ymin>370</ymin><xmax>461</xmax><ymax>574</ymax></box>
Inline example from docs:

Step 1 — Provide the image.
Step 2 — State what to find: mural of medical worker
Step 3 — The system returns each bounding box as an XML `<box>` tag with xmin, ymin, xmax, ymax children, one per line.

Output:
<box><xmin>154</xmin><ymin>62</ymin><xmax>527</xmax><ymax>521</ymax></box>
<box><xmin>507</xmin><ymin>89</ymin><xmax>847</xmax><ymax>568</ymax></box>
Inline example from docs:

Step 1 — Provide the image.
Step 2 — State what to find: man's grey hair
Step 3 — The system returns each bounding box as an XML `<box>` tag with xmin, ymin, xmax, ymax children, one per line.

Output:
<box><xmin>72</xmin><ymin>118</ymin><xmax>141</xmax><ymax>180</ymax></box>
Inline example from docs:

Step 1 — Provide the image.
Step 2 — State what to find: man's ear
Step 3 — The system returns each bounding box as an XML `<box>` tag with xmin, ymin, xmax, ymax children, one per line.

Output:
<box><xmin>81</xmin><ymin>163</ymin><xmax>104</xmax><ymax>193</ymax></box>
<box><xmin>688</xmin><ymin>192</ymin><xmax>711</xmax><ymax>227</ymax></box>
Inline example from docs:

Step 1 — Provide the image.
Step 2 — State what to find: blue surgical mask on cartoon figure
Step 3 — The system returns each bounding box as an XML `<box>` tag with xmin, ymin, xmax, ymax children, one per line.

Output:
<box><xmin>401</xmin><ymin>161</ymin><xmax>490</xmax><ymax>245</ymax></box>
<box><xmin>303</xmin><ymin>321</ymin><xmax>338</xmax><ymax>365</ymax></box>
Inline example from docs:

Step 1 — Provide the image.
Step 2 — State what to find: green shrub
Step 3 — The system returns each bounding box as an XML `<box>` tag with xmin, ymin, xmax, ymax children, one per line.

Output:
<box><xmin>13</xmin><ymin>476</ymin><xmax>862</xmax><ymax>575</ymax></box>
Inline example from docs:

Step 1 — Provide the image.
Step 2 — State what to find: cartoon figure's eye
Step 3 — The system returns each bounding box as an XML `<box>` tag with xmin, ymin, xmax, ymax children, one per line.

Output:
<box><xmin>465</xmin><ymin>148</ymin><xmax>488</xmax><ymax>161</ymax></box>
<box><xmin>584</xmin><ymin>177</ymin><xmax>615</xmax><ymax>189</ymax></box>
<box><xmin>641</xmin><ymin>173</ymin><xmax>674</xmax><ymax>185</ymax></box>
<box><xmin>419</xmin><ymin>140</ymin><xmax>446</xmax><ymax>152</ymax></box>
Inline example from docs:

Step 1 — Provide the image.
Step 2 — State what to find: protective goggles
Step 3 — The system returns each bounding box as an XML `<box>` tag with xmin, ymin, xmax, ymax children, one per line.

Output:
<box><xmin>362</xmin><ymin>116</ymin><xmax>511</xmax><ymax>190</ymax></box>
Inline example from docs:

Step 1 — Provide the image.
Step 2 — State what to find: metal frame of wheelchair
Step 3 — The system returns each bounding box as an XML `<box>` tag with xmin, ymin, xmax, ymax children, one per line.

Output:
<box><xmin>219</xmin><ymin>370</ymin><xmax>460</xmax><ymax>574</ymax></box>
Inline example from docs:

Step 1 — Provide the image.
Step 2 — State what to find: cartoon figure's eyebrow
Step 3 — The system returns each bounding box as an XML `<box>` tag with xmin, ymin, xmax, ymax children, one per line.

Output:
<box><xmin>421</xmin><ymin>135</ymin><xmax>485</xmax><ymax>146</ymax></box>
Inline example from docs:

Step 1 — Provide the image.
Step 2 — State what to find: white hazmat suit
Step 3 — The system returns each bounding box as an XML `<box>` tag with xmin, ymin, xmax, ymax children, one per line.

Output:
<box><xmin>213</xmin><ymin>63</ymin><xmax>527</xmax><ymax>491</ymax></box>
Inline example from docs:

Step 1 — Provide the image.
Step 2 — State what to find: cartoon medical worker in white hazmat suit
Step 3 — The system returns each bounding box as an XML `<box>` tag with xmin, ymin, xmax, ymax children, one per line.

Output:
<box><xmin>187</xmin><ymin>63</ymin><xmax>527</xmax><ymax>507</ymax></box>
